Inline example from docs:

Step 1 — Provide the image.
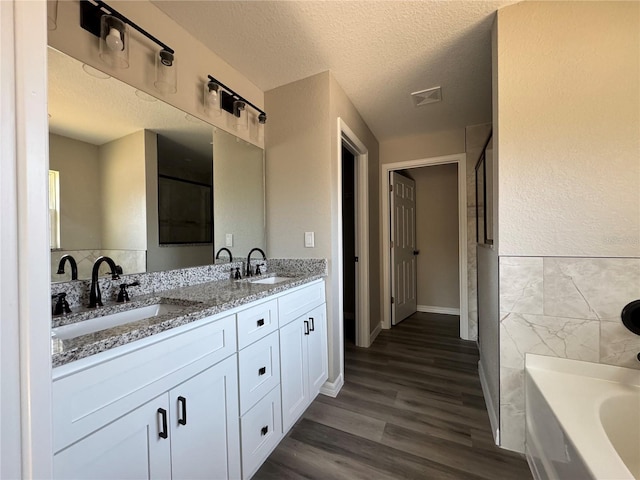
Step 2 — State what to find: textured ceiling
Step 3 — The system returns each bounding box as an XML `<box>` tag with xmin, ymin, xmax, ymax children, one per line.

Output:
<box><xmin>48</xmin><ymin>47</ymin><xmax>214</xmax><ymax>158</ymax></box>
<box><xmin>151</xmin><ymin>0</ymin><xmax>519</xmax><ymax>141</ymax></box>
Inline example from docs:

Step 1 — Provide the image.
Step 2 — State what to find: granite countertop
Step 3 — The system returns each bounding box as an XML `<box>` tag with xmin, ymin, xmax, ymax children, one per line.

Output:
<box><xmin>51</xmin><ymin>272</ymin><xmax>324</xmax><ymax>368</ymax></box>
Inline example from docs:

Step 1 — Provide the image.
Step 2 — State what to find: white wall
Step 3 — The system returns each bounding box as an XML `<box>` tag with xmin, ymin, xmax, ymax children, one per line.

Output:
<box><xmin>410</xmin><ymin>164</ymin><xmax>460</xmax><ymax>310</ymax></box>
<box><xmin>496</xmin><ymin>1</ymin><xmax>640</xmax><ymax>258</ymax></box>
<box><xmin>49</xmin><ymin>133</ymin><xmax>102</xmax><ymax>250</ymax></box>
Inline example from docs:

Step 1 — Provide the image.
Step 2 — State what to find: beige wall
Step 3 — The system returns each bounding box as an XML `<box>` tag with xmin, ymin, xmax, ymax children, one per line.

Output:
<box><xmin>329</xmin><ymin>74</ymin><xmax>381</xmax><ymax>339</ymax></box>
<box><xmin>266</xmin><ymin>71</ymin><xmax>380</xmax><ymax>384</ymax></box>
<box><xmin>266</xmin><ymin>72</ymin><xmax>332</xmax><ymax>259</ymax></box>
<box><xmin>49</xmin><ymin>133</ymin><xmax>102</xmax><ymax>250</ymax></box>
<box><xmin>380</xmin><ymin>129</ymin><xmax>465</xmax><ymax>165</ymax></box>
<box><xmin>496</xmin><ymin>1</ymin><xmax>640</xmax><ymax>257</ymax></box>
<box><xmin>494</xmin><ymin>1</ymin><xmax>640</xmax><ymax>453</ymax></box>
<box><xmin>48</xmin><ymin>0</ymin><xmax>263</xmax><ymax>149</ymax></box>
<box><xmin>214</xmin><ymin>129</ymin><xmax>265</xmax><ymax>259</ymax></box>
<box><xmin>410</xmin><ymin>164</ymin><xmax>459</xmax><ymax>309</ymax></box>
<box><xmin>99</xmin><ymin>131</ymin><xmax>147</xmax><ymax>251</ymax></box>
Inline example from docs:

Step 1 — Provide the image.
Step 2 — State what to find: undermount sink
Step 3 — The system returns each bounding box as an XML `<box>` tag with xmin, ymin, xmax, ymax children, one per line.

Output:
<box><xmin>249</xmin><ymin>276</ymin><xmax>291</xmax><ymax>285</ymax></box>
<box><xmin>51</xmin><ymin>303</ymin><xmax>186</xmax><ymax>340</ymax></box>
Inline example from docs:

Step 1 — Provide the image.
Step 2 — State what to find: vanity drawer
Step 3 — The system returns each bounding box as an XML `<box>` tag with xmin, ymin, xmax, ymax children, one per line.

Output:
<box><xmin>237</xmin><ymin>299</ymin><xmax>278</xmax><ymax>349</ymax></box>
<box><xmin>52</xmin><ymin>314</ymin><xmax>236</xmax><ymax>453</ymax></box>
<box><xmin>238</xmin><ymin>331</ymin><xmax>280</xmax><ymax>415</ymax></box>
<box><xmin>240</xmin><ymin>385</ymin><xmax>282</xmax><ymax>480</ymax></box>
<box><xmin>278</xmin><ymin>280</ymin><xmax>325</xmax><ymax>327</ymax></box>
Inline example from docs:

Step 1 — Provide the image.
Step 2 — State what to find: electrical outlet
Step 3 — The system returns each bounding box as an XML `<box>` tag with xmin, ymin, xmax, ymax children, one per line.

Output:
<box><xmin>225</xmin><ymin>234</ymin><xmax>233</xmax><ymax>247</ymax></box>
<box><xmin>304</xmin><ymin>232</ymin><xmax>315</xmax><ymax>248</ymax></box>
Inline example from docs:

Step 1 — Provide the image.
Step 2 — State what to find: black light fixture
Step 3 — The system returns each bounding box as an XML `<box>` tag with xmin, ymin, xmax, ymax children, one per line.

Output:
<box><xmin>80</xmin><ymin>0</ymin><xmax>177</xmax><ymax>92</ymax></box>
<box><xmin>206</xmin><ymin>74</ymin><xmax>267</xmax><ymax>125</ymax></box>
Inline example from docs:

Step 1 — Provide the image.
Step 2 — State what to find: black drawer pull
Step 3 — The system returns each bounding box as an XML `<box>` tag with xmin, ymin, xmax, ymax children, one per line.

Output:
<box><xmin>177</xmin><ymin>396</ymin><xmax>187</xmax><ymax>426</ymax></box>
<box><xmin>157</xmin><ymin>408</ymin><xmax>168</xmax><ymax>439</ymax></box>
<box><xmin>257</xmin><ymin>318</ymin><xmax>265</xmax><ymax>327</ymax></box>
<box><xmin>261</xmin><ymin>425</ymin><xmax>269</xmax><ymax>436</ymax></box>
<box><xmin>258</xmin><ymin>366</ymin><xmax>266</xmax><ymax>376</ymax></box>
<box><xmin>304</xmin><ymin>320</ymin><xmax>310</xmax><ymax>335</ymax></box>
<box><xmin>309</xmin><ymin>317</ymin><xmax>315</xmax><ymax>332</ymax></box>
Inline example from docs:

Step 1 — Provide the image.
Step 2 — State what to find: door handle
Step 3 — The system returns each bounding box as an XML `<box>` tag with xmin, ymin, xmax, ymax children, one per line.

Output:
<box><xmin>261</xmin><ymin>425</ymin><xmax>269</xmax><ymax>436</ymax></box>
<box><xmin>413</xmin><ymin>250</ymin><xmax>420</xmax><ymax>255</ymax></box>
<box><xmin>258</xmin><ymin>366</ymin><xmax>266</xmax><ymax>376</ymax></box>
<box><xmin>257</xmin><ymin>318</ymin><xmax>265</xmax><ymax>327</ymax></box>
<box><xmin>309</xmin><ymin>317</ymin><xmax>315</xmax><ymax>332</ymax></box>
<box><xmin>177</xmin><ymin>396</ymin><xmax>187</xmax><ymax>426</ymax></box>
<box><xmin>304</xmin><ymin>320</ymin><xmax>310</xmax><ymax>335</ymax></box>
<box><xmin>157</xmin><ymin>408</ymin><xmax>168</xmax><ymax>439</ymax></box>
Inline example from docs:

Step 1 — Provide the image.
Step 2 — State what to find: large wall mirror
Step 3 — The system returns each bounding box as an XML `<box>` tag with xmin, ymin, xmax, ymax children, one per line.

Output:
<box><xmin>48</xmin><ymin>47</ymin><xmax>265</xmax><ymax>282</ymax></box>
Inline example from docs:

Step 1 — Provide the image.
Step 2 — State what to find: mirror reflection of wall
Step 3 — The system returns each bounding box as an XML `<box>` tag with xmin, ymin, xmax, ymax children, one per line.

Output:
<box><xmin>47</xmin><ymin>46</ymin><xmax>266</xmax><ymax>282</ymax></box>
<box><xmin>213</xmin><ymin>128</ymin><xmax>265</xmax><ymax>263</ymax></box>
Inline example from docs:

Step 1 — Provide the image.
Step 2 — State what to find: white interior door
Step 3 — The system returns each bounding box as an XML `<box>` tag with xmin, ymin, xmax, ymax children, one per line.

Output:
<box><xmin>390</xmin><ymin>172</ymin><xmax>417</xmax><ymax>325</ymax></box>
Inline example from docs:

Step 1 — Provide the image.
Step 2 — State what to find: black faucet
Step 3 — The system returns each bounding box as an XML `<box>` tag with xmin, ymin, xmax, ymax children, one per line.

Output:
<box><xmin>52</xmin><ymin>293</ymin><xmax>71</xmax><ymax>315</ymax></box>
<box><xmin>117</xmin><ymin>281</ymin><xmax>140</xmax><ymax>303</ymax></box>
<box><xmin>215</xmin><ymin>247</ymin><xmax>233</xmax><ymax>262</ymax></box>
<box><xmin>88</xmin><ymin>256</ymin><xmax>120</xmax><ymax>308</ymax></box>
<box><xmin>56</xmin><ymin>254</ymin><xmax>78</xmax><ymax>281</ymax></box>
<box><xmin>246</xmin><ymin>248</ymin><xmax>266</xmax><ymax>277</ymax></box>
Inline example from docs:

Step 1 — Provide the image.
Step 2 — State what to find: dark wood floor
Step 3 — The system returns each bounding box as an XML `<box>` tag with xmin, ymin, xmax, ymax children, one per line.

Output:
<box><xmin>254</xmin><ymin>312</ymin><xmax>532</xmax><ymax>480</ymax></box>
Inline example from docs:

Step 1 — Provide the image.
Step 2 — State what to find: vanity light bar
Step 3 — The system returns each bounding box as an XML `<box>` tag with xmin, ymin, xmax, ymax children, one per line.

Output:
<box><xmin>80</xmin><ymin>0</ymin><xmax>174</xmax><ymax>55</ymax></box>
<box><xmin>207</xmin><ymin>74</ymin><xmax>267</xmax><ymax>123</ymax></box>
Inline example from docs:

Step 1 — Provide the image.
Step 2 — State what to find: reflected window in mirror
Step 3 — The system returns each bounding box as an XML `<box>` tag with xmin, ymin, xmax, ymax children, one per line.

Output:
<box><xmin>49</xmin><ymin>169</ymin><xmax>60</xmax><ymax>249</ymax></box>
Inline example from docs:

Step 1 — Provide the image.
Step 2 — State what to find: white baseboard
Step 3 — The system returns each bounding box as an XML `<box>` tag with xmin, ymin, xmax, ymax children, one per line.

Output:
<box><xmin>417</xmin><ymin>305</ymin><xmax>460</xmax><ymax>316</ymax></box>
<box><xmin>368</xmin><ymin>322</ymin><xmax>381</xmax><ymax>346</ymax></box>
<box><xmin>320</xmin><ymin>373</ymin><xmax>344</xmax><ymax>398</ymax></box>
<box><xmin>478</xmin><ymin>360</ymin><xmax>500</xmax><ymax>445</ymax></box>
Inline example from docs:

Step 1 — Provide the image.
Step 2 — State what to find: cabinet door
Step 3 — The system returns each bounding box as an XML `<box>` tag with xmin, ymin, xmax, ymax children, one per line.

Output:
<box><xmin>170</xmin><ymin>355</ymin><xmax>241</xmax><ymax>480</ymax></box>
<box><xmin>53</xmin><ymin>395</ymin><xmax>171</xmax><ymax>480</ymax></box>
<box><xmin>306</xmin><ymin>304</ymin><xmax>328</xmax><ymax>399</ymax></box>
<box><xmin>279</xmin><ymin>317</ymin><xmax>309</xmax><ymax>433</ymax></box>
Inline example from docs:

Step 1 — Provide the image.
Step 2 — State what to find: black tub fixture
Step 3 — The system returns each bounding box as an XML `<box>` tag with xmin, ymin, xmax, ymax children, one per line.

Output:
<box><xmin>621</xmin><ymin>299</ymin><xmax>640</xmax><ymax>335</ymax></box>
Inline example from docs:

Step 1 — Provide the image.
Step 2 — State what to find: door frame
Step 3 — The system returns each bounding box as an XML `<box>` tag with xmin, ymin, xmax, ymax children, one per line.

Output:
<box><xmin>380</xmin><ymin>153</ymin><xmax>469</xmax><ymax>339</ymax></box>
<box><xmin>335</xmin><ymin>118</ymin><xmax>370</xmax><ymax>352</ymax></box>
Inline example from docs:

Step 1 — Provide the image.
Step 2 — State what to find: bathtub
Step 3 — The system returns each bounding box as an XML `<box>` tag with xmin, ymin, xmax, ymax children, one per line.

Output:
<box><xmin>525</xmin><ymin>354</ymin><xmax>640</xmax><ymax>480</ymax></box>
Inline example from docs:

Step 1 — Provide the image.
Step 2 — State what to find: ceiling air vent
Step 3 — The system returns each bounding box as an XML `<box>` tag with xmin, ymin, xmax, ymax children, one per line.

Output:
<box><xmin>411</xmin><ymin>86</ymin><xmax>442</xmax><ymax>107</ymax></box>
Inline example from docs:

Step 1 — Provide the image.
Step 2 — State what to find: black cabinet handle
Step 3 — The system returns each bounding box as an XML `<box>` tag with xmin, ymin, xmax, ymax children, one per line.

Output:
<box><xmin>261</xmin><ymin>425</ymin><xmax>269</xmax><ymax>436</ymax></box>
<box><xmin>157</xmin><ymin>408</ymin><xmax>168</xmax><ymax>439</ymax></box>
<box><xmin>304</xmin><ymin>320</ymin><xmax>310</xmax><ymax>335</ymax></box>
<box><xmin>177</xmin><ymin>396</ymin><xmax>187</xmax><ymax>426</ymax></box>
<box><xmin>309</xmin><ymin>317</ymin><xmax>315</xmax><ymax>332</ymax></box>
<box><xmin>257</xmin><ymin>318</ymin><xmax>265</xmax><ymax>327</ymax></box>
<box><xmin>258</xmin><ymin>366</ymin><xmax>266</xmax><ymax>376</ymax></box>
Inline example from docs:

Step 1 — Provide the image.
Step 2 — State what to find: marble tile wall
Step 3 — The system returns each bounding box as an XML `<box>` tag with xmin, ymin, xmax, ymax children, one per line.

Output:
<box><xmin>499</xmin><ymin>256</ymin><xmax>640</xmax><ymax>452</ymax></box>
<box><xmin>51</xmin><ymin>249</ymin><xmax>146</xmax><ymax>282</ymax></box>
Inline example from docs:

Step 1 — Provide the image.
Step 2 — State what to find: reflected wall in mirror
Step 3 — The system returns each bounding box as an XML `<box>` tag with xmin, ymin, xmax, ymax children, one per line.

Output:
<box><xmin>48</xmin><ymin>47</ymin><xmax>265</xmax><ymax>282</ymax></box>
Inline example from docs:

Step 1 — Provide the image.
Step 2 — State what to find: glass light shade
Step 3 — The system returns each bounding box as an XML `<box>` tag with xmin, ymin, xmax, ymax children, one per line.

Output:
<box><xmin>234</xmin><ymin>100</ymin><xmax>248</xmax><ymax>131</ymax></box>
<box><xmin>204</xmin><ymin>82</ymin><xmax>221</xmax><ymax>116</ymax></box>
<box><xmin>99</xmin><ymin>15</ymin><xmax>129</xmax><ymax>69</ymax></box>
<box><xmin>154</xmin><ymin>50</ymin><xmax>177</xmax><ymax>94</ymax></box>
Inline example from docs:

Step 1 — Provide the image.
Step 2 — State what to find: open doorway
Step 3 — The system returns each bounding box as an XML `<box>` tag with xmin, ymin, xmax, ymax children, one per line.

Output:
<box><xmin>342</xmin><ymin>145</ymin><xmax>357</xmax><ymax>345</ymax></box>
<box><xmin>381</xmin><ymin>153</ymin><xmax>469</xmax><ymax>339</ymax></box>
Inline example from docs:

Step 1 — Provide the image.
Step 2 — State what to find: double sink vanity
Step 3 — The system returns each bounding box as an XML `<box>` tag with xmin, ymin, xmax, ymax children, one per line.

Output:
<box><xmin>50</xmin><ymin>259</ymin><xmax>328</xmax><ymax>479</ymax></box>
